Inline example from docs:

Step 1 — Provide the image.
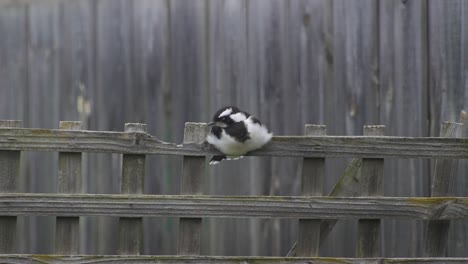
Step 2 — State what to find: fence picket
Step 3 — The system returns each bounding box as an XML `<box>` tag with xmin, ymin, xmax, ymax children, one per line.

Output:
<box><xmin>424</xmin><ymin>122</ymin><xmax>463</xmax><ymax>256</ymax></box>
<box><xmin>118</xmin><ymin>123</ymin><xmax>147</xmax><ymax>255</ymax></box>
<box><xmin>357</xmin><ymin>125</ymin><xmax>385</xmax><ymax>257</ymax></box>
<box><xmin>55</xmin><ymin>121</ymin><xmax>82</xmax><ymax>254</ymax></box>
<box><xmin>0</xmin><ymin>120</ymin><xmax>22</xmax><ymax>253</ymax></box>
<box><xmin>296</xmin><ymin>125</ymin><xmax>326</xmax><ymax>257</ymax></box>
<box><xmin>177</xmin><ymin>123</ymin><xmax>208</xmax><ymax>255</ymax></box>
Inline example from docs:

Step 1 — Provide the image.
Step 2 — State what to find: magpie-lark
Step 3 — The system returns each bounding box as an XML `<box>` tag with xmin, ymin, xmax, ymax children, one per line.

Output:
<box><xmin>206</xmin><ymin>106</ymin><xmax>272</xmax><ymax>164</ymax></box>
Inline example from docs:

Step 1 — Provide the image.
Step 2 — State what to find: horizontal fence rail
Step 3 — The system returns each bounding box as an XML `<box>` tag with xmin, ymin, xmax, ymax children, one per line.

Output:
<box><xmin>0</xmin><ymin>121</ymin><xmax>467</xmax><ymax>261</ymax></box>
<box><xmin>0</xmin><ymin>193</ymin><xmax>467</xmax><ymax>220</ymax></box>
<box><xmin>0</xmin><ymin>255</ymin><xmax>468</xmax><ymax>264</ymax></box>
<box><xmin>1</xmin><ymin>127</ymin><xmax>468</xmax><ymax>158</ymax></box>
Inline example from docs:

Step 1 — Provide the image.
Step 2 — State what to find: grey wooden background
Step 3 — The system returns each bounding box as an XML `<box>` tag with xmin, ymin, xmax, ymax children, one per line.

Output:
<box><xmin>0</xmin><ymin>0</ymin><xmax>467</xmax><ymax>257</ymax></box>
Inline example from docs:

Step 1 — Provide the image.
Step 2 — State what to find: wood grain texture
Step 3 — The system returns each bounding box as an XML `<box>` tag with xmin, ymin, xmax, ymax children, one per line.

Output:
<box><xmin>0</xmin><ymin>120</ymin><xmax>22</xmax><ymax>253</ymax></box>
<box><xmin>297</xmin><ymin>125</ymin><xmax>326</xmax><ymax>257</ymax></box>
<box><xmin>431</xmin><ymin>122</ymin><xmax>463</xmax><ymax>196</ymax></box>
<box><xmin>315</xmin><ymin>158</ymin><xmax>363</xmax><ymax>248</ymax></box>
<box><xmin>128</xmin><ymin>0</ymin><xmax>174</xmax><ymax>255</ymax></box>
<box><xmin>357</xmin><ymin>126</ymin><xmax>385</xmax><ymax>257</ymax></box>
<box><xmin>1</xmin><ymin>128</ymin><xmax>468</xmax><ymax>158</ymax></box>
<box><xmin>119</xmin><ymin>123</ymin><xmax>146</xmax><ymax>255</ymax></box>
<box><xmin>379</xmin><ymin>0</ymin><xmax>429</xmax><ymax>256</ymax></box>
<box><xmin>0</xmin><ymin>194</ymin><xmax>467</xmax><ymax>220</ymax></box>
<box><xmin>56</xmin><ymin>0</ymin><xmax>95</xmax><ymax>254</ymax></box>
<box><xmin>0</xmin><ymin>255</ymin><xmax>467</xmax><ymax>264</ymax></box>
<box><xmin>424</xmin><ymin>122</ymin><xmax>463</xmax><ymax>257</ymax></box>
<box><xmin>0</xmin><ymin>3</ymin><xmax>27</xmax><ymax>120</ymax></box>
<box><xmin>178</xmin><ymin>123</ymin><xmax>207</xmax><ymax>255</ymax></box>
<box><xmin>23</xmin><ymin>1</ymin><xmax>62</xmax><ymax>254</ymax></box>
<box><xmin>0</xmin><ymin>0</ymin><xmax>467</xmax><ymax>257</ymax></box>
<box><xmin>428</xmin><ymin>0</ymin><xmax>468</xmax><ymax>256</ymax></box>
<box><xmin>56</xmin><ymin>121</ymin><xmax>82</xmax><ymax>254</ymax></box>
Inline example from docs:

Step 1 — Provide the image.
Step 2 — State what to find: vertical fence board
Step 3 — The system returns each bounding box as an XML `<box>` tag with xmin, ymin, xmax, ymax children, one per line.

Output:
<box><xmin>205</xmin><ymin>0</ymin><xmax>253</xmax><ymax>255</ymax></box>
<box><xmin>177</xmin><ymin>123</ymin><xmax>207</xmax><ymax>255</ymax></box>
<box><xmin>57</xmin><ymin>0</ymin><xmax>95</xmax><ymax>254</ymax></box>
<box><xmin>169</xmin><ymin>1</ymin><xmax>208</xmax><ymax>252</ymax></box>
<box><xmin>379</xmin><ymin>0</ymin><xmax>428</xmax><ymax>257</ymax></box>
<box><xmin>129</xmin><ymin>0</ymin><xmax>173</xmax><ymax>255</ymax></box>
<box><xmin>357</xmin><ymin>126</ymin><xmax>384</xmax><ymax>257</ymax></box>
<box><xmin>328</xmin><ymin>0</ymin><xmax>379</xmax><ymax>257</ymax></box>
<box><xmin>118</xmin><ymin>123</ymin><xmax>146</xmax><ymax>255</ymax></box>
<box><xmin>0</xmin><ymin>6</ymin><xmax>27</xmax><ymax>120</ymax></box>
<box><xmin>55</xmin><ymin>121</ymin><xmax>82</xmax><ymax>254</ymax></box>
<box><xmin>0</xmin><ymin>120</ymin><xmax>22</xmax><ymax>253</ymax></box>
<box><xmin>296</xmin><ymin>125</ymin><xmax>326</xmax><ymax>257</ymax></box>
<box><xmin>424</xmin><ymin>122</ymin><xmax>463</xmax><ymax>257</ymax></box>
<box><xmin>428</xmin><ymin>0</ymin><xmax>468</xmax><ymax>256</ymax></box>
<box><xmin>92</xmin><ymin>0</ymin><xmax>132</xmax><ymax>254</ymax></box>
<box><xmin>1</xmin><ymin>0</ymin><xmax>468</xmax><ymax>258</ymax></box>
<box><xmin>25</xmin><ymin>2</ymin><xmax>61</xmax><ymax>253</ymax></box>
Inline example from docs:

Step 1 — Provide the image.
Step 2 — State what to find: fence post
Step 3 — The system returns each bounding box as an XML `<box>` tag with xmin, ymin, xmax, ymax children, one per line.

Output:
<box><xmin>424</xmin><ymin>121</ymin><xmax>462</xmax><ymax>256</ymax></box>
<box><xmin>118</xmin><ymin>123</ymin><xmax>147</xmax><ymax>255</ymax></box>
<box><xmin>55</xmin><ymin>121</ymin><xmax>82</xmax><ymax>254</ymax></box>
<box><xmin>0</xmin><ymin>120</ymin><xmax>22</xmax><ymax>253</ymax></box>
<box><xmin>177</xmin><ymin>122</ymin><xmax>207</xmax><ymax>255</ymax></box>
<box><xmin>356</xmin><ymin>125</ymin><xmax>385</xmax><ymax>257</ymax></box>
<box><xmin>296</xmin><ymin>125</ymin><xmax>326</xmax><ymax>256</ymax></box>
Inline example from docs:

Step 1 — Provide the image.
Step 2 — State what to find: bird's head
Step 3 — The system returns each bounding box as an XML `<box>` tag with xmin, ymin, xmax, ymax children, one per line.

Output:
<box><xmin>208</xmin><ymin>106</ymin><xmax>249</xmax><ymax>128</ymax></box>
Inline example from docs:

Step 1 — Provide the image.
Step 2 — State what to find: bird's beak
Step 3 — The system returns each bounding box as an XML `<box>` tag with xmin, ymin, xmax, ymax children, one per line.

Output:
<box><xmin>207</xmin><ymin>121</ymin><xmax>216</xmax><ymax>126</ymax></box>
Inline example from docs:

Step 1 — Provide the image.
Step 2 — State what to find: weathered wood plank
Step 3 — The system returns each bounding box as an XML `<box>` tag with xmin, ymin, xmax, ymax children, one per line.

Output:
<box><xmin>119</xmin><ymin>123</ymin><xmax>146</xmax><ymax>255</ymax></box>
<box><xmin>0</xmin><ymin>120</ymin><xmax>22</xmax><ymax>253</ymax></box>
<box><xmin>314</xmin><ymin>158</ymin><xmax>363</xmax><ymax>247</ymax></box>
<box><xmin>0</xmin><ymin>255</ymin><xmax>467</xmax><ymax>264</ymax></box>
<box><xmin>297</xmin><ymin>125</ymin><xmax>326</xmax><ymax>257</ymax></box>
<box><xmin>178</xmin><ymin>123</ymin><xmax>207</xmax><ymax>255</ymax></box>
<box><xmin>424</xmin><ymin>122</ymin><xmax>463</xmax><ymax>257</ymax></box>
<box><xmin>379</xmin><ymin>0</ymin><xmax>429</xmax><ymax>256</ymax></box>
<box><xmin>0</xmin><ymin>6</ymin><xmax>27</xmax><ymax>120</ymax></box>
<box><xmin>357</xmin><ymin>126</ymin><xmax>385</xmax><ymax>257</ymax></box>
<box><xmin>25</xmin><ymin>1</ymin><xmax>62</xmax><ymax>254</ymax></box>
<box><xmin>56</xmin><ymin>121</ymin><xmax>82</xmax><ymax>254</ymax></box>
<box><xmin>431</xmin><ymin>122</ymin><xmax>463</xmax><ymax>196</ymax></box>
<box><xmin>0</xmin><ymin>194</ymin><xmax>467</xmax><ymax>220</ymax></box>
<box><xmin>1</xmin><ymin>128</ymin><xmax>468</xmax><ymax>158</ymax></box>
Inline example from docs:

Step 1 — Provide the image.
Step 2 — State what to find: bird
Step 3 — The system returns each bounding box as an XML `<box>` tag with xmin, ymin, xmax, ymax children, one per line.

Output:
<box><xmin>206</xmin><ymin>106</ymin><xmax>273</xmax><ymax>164</ymax></box>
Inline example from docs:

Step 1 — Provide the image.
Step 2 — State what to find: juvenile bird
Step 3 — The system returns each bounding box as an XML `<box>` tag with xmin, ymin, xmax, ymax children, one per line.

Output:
<box><xmin>206</xmin><ymin>106</ymin><xmax>273</xmax><ymax>164</ymax></box>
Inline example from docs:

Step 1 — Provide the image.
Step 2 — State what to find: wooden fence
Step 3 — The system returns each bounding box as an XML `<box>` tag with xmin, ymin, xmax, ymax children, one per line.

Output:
<box><xmin>0</xmin><ymin>119</ymin><xmax>468</xmax><ymax>263</ymax></box>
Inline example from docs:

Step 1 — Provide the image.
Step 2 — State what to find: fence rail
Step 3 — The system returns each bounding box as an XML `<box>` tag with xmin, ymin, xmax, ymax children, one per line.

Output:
<box><xmin>1</xmin><ymin>127</ymin><xmax>468</xmax><ymax>158</ymax></box>
<box><xmin>0</xmin><ymin>120</ymin><xmax>467</xmax><ymax>262</ymax></box>
<box><xmin>0</xmin><ymin>194</ymin><xmax>467</xmax><ymax>220</ymax></box>
<box><xmin>1</xmin><ymin>256</ymin><xmax>468</xmax><ymax>264</ymax></box>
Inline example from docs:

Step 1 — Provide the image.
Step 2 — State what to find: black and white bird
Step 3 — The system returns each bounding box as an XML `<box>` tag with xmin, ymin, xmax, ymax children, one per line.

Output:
<box><xmin>206</xmin><ymin>106</ymin><xmax>273</xmax><ymax>164</ymax></box>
